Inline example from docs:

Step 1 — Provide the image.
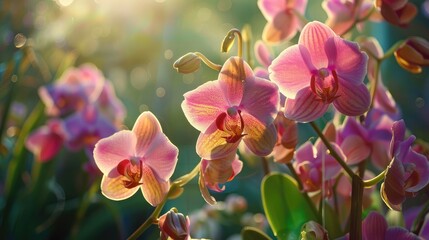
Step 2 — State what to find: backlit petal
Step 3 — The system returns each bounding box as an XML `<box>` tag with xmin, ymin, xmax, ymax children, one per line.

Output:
<box><xmin>240</xmin><ymin>77</ymin><xmax>279</xmax><ymax>124</ymax></box>
<box><xmin>299</xmin><ymin>21</ymin><xmax>336</xmax><ymax>68</ymax></box>
<box><xmin>101</xmin><ymin>174</ymin><xmax>139</xmax><ymax>201</ymax></box>
<box><xmin>141</xmin><ymin>164</ymin><xmax>170</xmax><ymax>206</ymax></box>
<box><xmin>142</xmin><ymin>133</ymin><xmax>179</xmax><ymax>181</ymax></box>
<box><xmin>262</xmin><ymin>11</ymin><xmax>298</xmax><ymax>44</ymax></box>
<box><xmin>132</xmin><ymin>111</ymin><xmax>162</xmax><ymax>156</ymax></box>
<box><xmin>270</xmin><ymin>45</ymin><xmax>314</xmax><ymax>99</ymax></box>
<box><xmin>283</xmin><ymin>87</ymin><xmax>329</xmax><ymax>122</ymax></box>
<box><xmin>93</xmin><ymin>130</ymin><xmax>136</xmax><ymax>174</ymax></box>
<box><xmin>340</xmin><ymin>135</ymin><xmax>370</xmax><ymax>165</ymax></box>
<box><xmin>258</xmin><ymin>0</ymin><xmax>287</xmax><ymax>21</ymax></box>
<box><xmin>333</xmin><ymin>81</ymin><xmax>370</xmax><ymax>116</ymax></box>
<box><xmin>196</xmin><ymin>122</ymin><xmax>240</xmax><ymax>160</ymax></box>
<box><xmin>255</xmin><ymin>40</ymin><xmax>272</xmax><ymax>68</ymax></box>
<box><xmin>182</xmin><ymin>80</ymin><xmax>228</xmax><ymax>132</ymax></box>
<box><xmin>242</xmin><ymin>113</ymin><xmax>277</xmax><ymax>156</ymax></box>
<box><xmin>327</xmin><ymin>36</ymin><xmax>368</xmax><ymax>85</ymax></box>
<box><xmin>218</xmin><ymin>57</ymin><xmax>253</xmax><ymax>106</ymax></box>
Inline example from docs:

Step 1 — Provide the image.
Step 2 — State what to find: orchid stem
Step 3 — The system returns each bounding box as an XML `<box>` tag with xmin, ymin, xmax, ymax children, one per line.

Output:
<box><xmin>127</xmin><ymin>163</ymin><xmax>200</xmax><ymax>240</ymax></box>
<box><xmin>225</xmin><ymin>29</ymin><xmax>243</xmax><ymax>58</ymax></box>
<box><xmin>309</xmin><ymin>122</ymin><xmax>354</xmax><ymax>178</ymax></box>
<box><xmin>368</xmin><ymin>59</ymin><xmax>380</xmax><ymax>111</ymax></box>
<box><xmin>363</xmin><ymin>169</ymin><xmax>386</xmax><ymax>187</ymax></box>
<box><xmin>193</xmin><ymin>52</ymin><xmax>222</xmax><ymax>71</ymax></box>
<box><xmin>381</xmin><ymin>40</ymin><xmax>405</xmax><ymax>61</ymax></box>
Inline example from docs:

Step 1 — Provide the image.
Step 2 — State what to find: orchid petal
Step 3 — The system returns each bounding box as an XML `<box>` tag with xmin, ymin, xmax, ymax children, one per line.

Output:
<box><xmin>182</xmin><ymin>81</ymin><xmax>228</xmax><ymax>132</ymax></box>
<box><xmin>362</xmin><ymin>212</ymin><xmax>387</xmax><ymax>240</ymax></box>
<box><xmin>141</xmin><ymin>164</ymin><xmax>170</xmax><ymax>206</ymax></box>
<box><xmin>240</xmin><ymin>76</ymin><xmax>279</xmax><ymax>124</ymax></box>
<box><xmin>402</xmin><ymin>148</ymin><xmax>429</xmax><ymax>192</ymax></box>
<box><xmin>255</xmin><ymin>40</ymin><xmax>272</xmax><ymax>68</ymax></box>
<box><xmin>385</xmin><ymin>227</ymin><xmax>421</xmax><ymax>240</ymax></box>
<box><xmin>283</xmin><ymin>87</ymin><xmax>329</xmax><ymax>122</ymax></box>
<box><xmin>381</xmin><ymin>157</ymin><xmax>406</xmax><ymax>211</ymax></box>
<box><xmin>371</xmin><ymin>140</ymin><xmax>391</xmax><ymax>170</ymax></box>
<box><xmin>132</xmin><ymin>111</ymin><xmax>162</xmax><ymax>155</ymax></box>
<box><xmin>93</xmin><ymin>130</ymin><xmax>136</xmax><ymax>175</ymax></box>
<box><xmin>262</xmin><ymin>11</ymin><xmax>298</xmax><ymax>43</ymax></box>
<box><xmin>333</xmin><ymin>81</ymin><xmax>370</xmax><ymax>116</ymax></box>
<box><xmin>257</xmin><ymin>0</ymin><xmax>287</xmax><ymax>21</ymax></box>
<box><xmin>101</xmin><ymin>174</ymin><xmax>139</xmax><ymax>201</ymax></box>
<box><xmin>219</xmin><ymin>57</ymin><xmax>252</xmax><ymax>106</ymax></box>
<box><xmin>196</xmin><ymin>122</ymin><xmax>240</xmax><ymax>160</ymax></box>
<box><xmin>242</xmin><ymin>113</ymin><xmax>277</xmax><ymax>156</ymax></box>
<box><xmin>341</xmin><ymin>135</ymin><xmax>370</xmax><ymax>165</ymax></box>
<box><xmin>299</xmin><ymin>21</ymin><xmax>336</xmax><ymax>68</ymax></box>
<box><xmin>327</xmin><ymin>37</ymin><xmax>368</xmax><ymax>85</ymax></box>
<box><xmin>295</xmin><ymin>141</ymin><xmax>317</xmax><ymax>163</ymax></box>
<box><xmin>269</xmin><ymin>44</ymin><xmax>313</xmax><ymax>99</ymax></box>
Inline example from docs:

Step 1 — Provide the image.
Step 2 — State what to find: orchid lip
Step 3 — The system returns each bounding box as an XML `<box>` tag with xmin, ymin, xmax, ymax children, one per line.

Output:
<box><xmin>117</xmin><ymin>159</ymin><xmax>143</xmax><ymax>189</ymax></box>
<box><xmin>310</xmin><ymin>69</ymin><xmax>340</xmax><ymax>103</ymax></box>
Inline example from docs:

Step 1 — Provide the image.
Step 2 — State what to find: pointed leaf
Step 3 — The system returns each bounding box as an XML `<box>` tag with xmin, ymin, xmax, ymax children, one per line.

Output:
<box><xmin>262</xmin><ymin>173</ymin><xmax>318</xmax><ymax>240</ymax></box>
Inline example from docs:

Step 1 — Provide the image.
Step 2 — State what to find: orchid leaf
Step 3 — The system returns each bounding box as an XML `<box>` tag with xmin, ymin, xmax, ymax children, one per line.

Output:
<box><xmin>261</xmin><ymin>173</ymin><xmax>317</xmax><ymax>240</ymax></box>
<box><xmin>241</xmin><ymin>226</ymin><xmax>272</xmax><ymax>240</ymax></box>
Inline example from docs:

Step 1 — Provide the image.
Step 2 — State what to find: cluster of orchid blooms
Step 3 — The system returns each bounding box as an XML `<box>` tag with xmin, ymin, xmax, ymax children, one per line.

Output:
<box><xmin>22</xmin><ymin>0</ymin><xmax>429</xmax><ymax>239</ymax></box>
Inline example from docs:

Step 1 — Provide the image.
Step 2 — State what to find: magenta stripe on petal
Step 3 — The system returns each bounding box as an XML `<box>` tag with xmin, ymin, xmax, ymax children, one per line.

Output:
<box><xmin>284</xmin><ymin>88</ymin><xmax>329</xmax><ymax>122</ymax></box>
<box><xmin>334</xmin><ymin>81</ymin><xmax>370</xmax><ymax>116</ymax></box>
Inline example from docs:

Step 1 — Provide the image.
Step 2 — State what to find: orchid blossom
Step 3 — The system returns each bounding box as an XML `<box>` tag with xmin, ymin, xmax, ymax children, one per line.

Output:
<box><xmin>93</xmin><ymin>111</ymin><xmax>178</xmax><ymax>206</ymax></box>
<box><xmin>258</xmin><ymin>0</ymin><xmax>308</xmax><ymax>44</ymax></box>
<box><xmin>39</xmin><ymin>64</ymin><xmax>105</xmax><ymax>117</ymax></box>
<box><xmin>182</xmin><ymin>56</ymin><xmax>279</xmax><ymax>160</ymax></box>
<box><xmin>199</xmin><ymin>153</ymin><xmax>243</xmax><ymax>204</ymax></box>
<box><xmin>270</xmin><ymin>21</ymin><xmax>369</xmax><ymax>122</ymax></box>
<box><xmin>25</xmin><ymin>119</ymin><xmax>65</xmax><ymax>162</ymax></box>
<box><xmin>381</xmin><ymin>120</ymin><xmax>429</xmax><ymax>211</ymax></box>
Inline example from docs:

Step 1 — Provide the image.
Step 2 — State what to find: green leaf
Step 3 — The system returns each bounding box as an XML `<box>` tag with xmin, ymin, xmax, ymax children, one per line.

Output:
<box><xmin>241</xmin><ymin>226</ymin><xmax>272</xmax><ymax>240</ymax></box>
<box><xmin>261</xmin><ymin>173</ymin><xmax>318</xmax><ymax>240</ymax></box>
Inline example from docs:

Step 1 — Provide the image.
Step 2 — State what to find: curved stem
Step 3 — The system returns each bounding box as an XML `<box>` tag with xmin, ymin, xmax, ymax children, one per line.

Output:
<box><xmin>369</xmin><ymin>59</ymin><xmax>381</xmax><ymax>111</ymax></box>
<box><xmin>127</xmin><ymin>163</ymin><xmax>200</xmax><ymax>240</ymax></box>
<box><xmin>309</xmin><ymin>122</ymin><xmax>354</xmax><ymax>178</ymax></box>
<box><xmin>225</xmin><ymin>29</ymin><xmax>243</xmax><ymax>58</ymax></box>
<box><xmin>381</xmin><ymin>40</ymin><xmax>405</xmax><ymax>61</ymax></box>
<box><xmin>363</xmin><ymin>169</ymin><xmax>386</xmax><ymax>187</ymax></box>
<box><xmin>193</xmin><ymin>52</ymin><xmax>222</xmax><ymax>71</ymax></box>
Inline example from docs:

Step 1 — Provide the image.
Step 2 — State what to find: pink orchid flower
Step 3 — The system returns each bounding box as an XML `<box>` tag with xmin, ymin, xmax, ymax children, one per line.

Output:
<box><xmin>39</xmin><ymin>64</ymin><xmax>105</xmax><ymax>117</ymax></box>
<box><xmin>25</xmin><ymin>119</ymin><xmax>65</xmax><ymax>162</ymax></box>
<box><xmin>337</xmin><ymin>115</ymin><xmax>394</xmax><ymax>168</ymax></box>
<box><xmin>93</xmin><ymin>111</ymin><xmax>178</xmax><ymax>205</ymax></box>
<box><xmin>182</xmin><ymin>57</ymin><xmax>279</xmax><ymax>160</ymax></box>
<box><xmin>270</xmin><ymin>21</ymin><xmax>370</xmax><ymax>122</ymax></box>
<box><xmin>63</xmin><ymin>105</ymin><xmax>117</xmax><ymax>151</ymax></box>
<box><xmin>158</xmin><ymin>209</ymin><xmax>191</xmax><ymax>240</ymax></box>
<box><xmin>359</xmin><ymin>211</ymin><xmax>421</xmax><ymax>240</ymax></box>
<box><xmin>294</xmin><ymin>138</ymin><xmax>344</xmax><ymax>193</ymax></box>
<box><xmin>258</xmin><ymin>0</ymin><xmax>308</xmax><ymax>44</ymax></box>
<box><xmin>376</xmin><ymin>0</ymin><xmax>417</xmax><ymax>27</ymax></box>
<box><xmin>323</xmin><ymin>0</ymin><xmax>381</xmax><ymax>35</ymax></box>
<box><xmin>199</xmin><ymin>153</ymin><xmax>243</xmax><ymax>204</ymax></box>
<box><xmin>271</xmin><ymin>111</ymin><xmax>298</xmax><ymax>163</ymax></box>
<box><xmin>381</xmin><ymin>120</ymin><xmax>429</xmax><ymax>211</ymax></box>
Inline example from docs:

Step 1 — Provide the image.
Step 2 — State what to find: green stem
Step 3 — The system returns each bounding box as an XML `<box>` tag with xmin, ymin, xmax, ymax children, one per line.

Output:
<box><xmin>349</xmin><ymin>175</ymin><xmax>363</xmax><ymax>240</ymax></box>
<box><xmin>369</xmin><ymin>59</ymin><xmax>380</xmax><ymax>111</ymax></box>
<box><xmin>381</xmin><ymin>40</ymin><xmax>405</xmax><ymax>61</ymax></box>
<box><xmin>309</xmin><ymin>122</ymin><xmax>354</xmax><ymax>178</ymax></box>
<box><xmin>127</xmin><ymin>163</ymin><xmax>200</xmax><ymax>240</ymax></box>
<box><xmin>193</xmin><ymin>52</ymin><xmax>222</xmax><ymax>71</ymax></box>
<box><xmin>261</xmin><ymin>157</ymin><xmax>270</xmax><ymax>175</ymax></box>
<box><xmin>363</xmin><ymin>169</ymin><xmax>386</xmax><ymax>187</ymax></box>
<box><xmin>0</xmin><ymin>77</ymin><xmax>17</xmax><ymax>140</ymax></box>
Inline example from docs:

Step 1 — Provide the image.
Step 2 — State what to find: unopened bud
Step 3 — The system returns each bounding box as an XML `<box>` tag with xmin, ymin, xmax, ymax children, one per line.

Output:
<box><xmin>394</xmin><ymin>37</ymin><xmax>429</xmax><ymax>74</ymax></box>
<box><xmin>173</xmin><ymin>53</ymin><xmax>201</xmax><ymax>74</ymax></box>
<box><xmin>300</xmin><ymin>221</ymin><xmax>329</xmax><ymax>240</ymax></box>
<box><xmin>158</xmin><ymin>208</ymin><xmax>190</xmax><ymax>240</ymax></box>
<box><xmin>221</xmin><ymin>32</ymin><xmax>236</xmax><ymax>53</ymax></box>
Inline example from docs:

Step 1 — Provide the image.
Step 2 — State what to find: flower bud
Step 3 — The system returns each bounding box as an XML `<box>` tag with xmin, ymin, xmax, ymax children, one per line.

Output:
<box><xmin>300</xmin><ymin>221</ymin><xmax>329</xmax><ymax>240</ymax></box>
<box><xmin>158</xmin><ymin>208</ymin><xmax>190</xmax><ymax>240</ymax></box>
<box><xmin>173</xmin><ymin>53</ymin><xmax>201</xmax><ymax>74</ymax></box>
<box><xmin>221</xmin><ymin>31</ymin><xmax>236</xmax><ymax>53</ymax></box>
<box><xmin>394</xmin><ymin>37</ymin><xmax>429</xmax><ymax>74</ymax></box>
